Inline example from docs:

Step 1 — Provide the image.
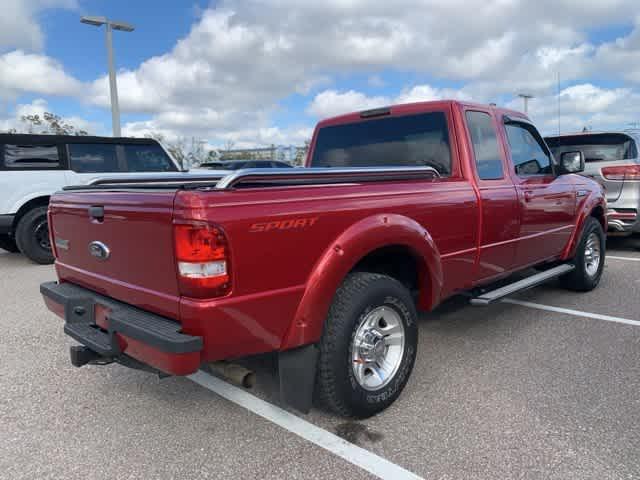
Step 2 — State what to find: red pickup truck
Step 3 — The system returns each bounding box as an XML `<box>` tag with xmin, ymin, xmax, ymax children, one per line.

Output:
<box><xmin>41</xmin><ymin>100</ymin><xmax>606</xmax><ymax>418</ymax></box>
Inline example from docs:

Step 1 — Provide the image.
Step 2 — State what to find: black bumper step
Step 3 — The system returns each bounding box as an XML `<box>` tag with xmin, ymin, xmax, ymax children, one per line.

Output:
<box><xmin>41</xmin><ymin>281</ymin><xmax>202</xmax><ymax>354</ymax></box>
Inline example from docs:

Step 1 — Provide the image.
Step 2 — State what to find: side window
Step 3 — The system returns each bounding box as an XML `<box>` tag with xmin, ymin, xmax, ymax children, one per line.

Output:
<box><xmin>3</xmin><ymin>144</ymin><xmax>60</xmax><ymax>169</ymax></box>
<box><xmin>68</xmin><ymin>144</ymin><xmax>120</xmax><ymax>173</ymax></box>
<box><xmin>465</xmin><ymin>111</ymin><xmax>503</xmax><ymax>180</ymax></box>
<box><xmin>505</xmin><ymin>123</ymin><xmax>553</xmax><ymax>176</ymax></box>
<box><xmin>124</xmin><ymin>144</ymin><xmax>177</xmax><ymax>172</ymax></box>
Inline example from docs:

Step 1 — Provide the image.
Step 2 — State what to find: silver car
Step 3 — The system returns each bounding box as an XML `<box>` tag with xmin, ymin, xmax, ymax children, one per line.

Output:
<box><xmin>545</xmin><ymin>131</ymin><xmax>640</xmax><ymax>234</ymax></box>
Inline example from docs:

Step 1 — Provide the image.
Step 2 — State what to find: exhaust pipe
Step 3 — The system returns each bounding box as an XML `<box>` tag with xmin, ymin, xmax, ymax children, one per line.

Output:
<box><xmin>208</xmin><ymin>362</ymin><xmax>256</xmax><ymax>388</ymax></box>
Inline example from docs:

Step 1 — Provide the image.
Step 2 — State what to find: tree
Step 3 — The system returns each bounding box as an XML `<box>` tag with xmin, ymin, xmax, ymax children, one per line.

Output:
<box><xmin>17</xmin><ymin>112</ymin><xmax>88</xmax><ymax>136</ymax></box>
<box><xmin>145</xmin><ymin>133</ymin><xmax>209</xmax><ymax>169</ymax></box>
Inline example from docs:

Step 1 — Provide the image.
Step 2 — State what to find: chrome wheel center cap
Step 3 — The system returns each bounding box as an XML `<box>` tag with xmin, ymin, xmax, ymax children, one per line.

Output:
<box><xmin>357</xmin><ymin>330</ymin><xmax>385</xmax><ymax>362</ymax></box>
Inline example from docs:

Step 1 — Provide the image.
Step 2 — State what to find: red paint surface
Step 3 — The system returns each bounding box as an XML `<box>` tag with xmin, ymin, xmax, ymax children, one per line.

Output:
<box><xmin>44</xmin><ymin>100</ymin><xmax>605</xmax><ymax>373</ymax></box>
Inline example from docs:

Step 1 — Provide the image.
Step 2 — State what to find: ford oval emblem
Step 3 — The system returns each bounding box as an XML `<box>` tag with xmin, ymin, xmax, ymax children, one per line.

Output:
<box><xmin>88</xmin><ymin>241</ymin><xmax>110</xmax><ymax>261</ymax></box>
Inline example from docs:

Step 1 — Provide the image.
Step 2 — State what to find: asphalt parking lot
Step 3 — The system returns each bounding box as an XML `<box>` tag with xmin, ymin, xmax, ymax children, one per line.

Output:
<box><xmin>1</xmin><ymin>236</ymin><xmax>639</xmax><ymax>480</ymax></box>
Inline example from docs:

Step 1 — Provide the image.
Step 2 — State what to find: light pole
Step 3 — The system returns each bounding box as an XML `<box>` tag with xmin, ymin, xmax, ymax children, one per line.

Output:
<box><xmin>517</xmin><ymin>93</ymin><xmax>533</xmax><ymax>114</ymax></box>
<box><xmin>80</xmin><ymin>16</ymin><xmax>134</xmax><ymax>137</ymax></box>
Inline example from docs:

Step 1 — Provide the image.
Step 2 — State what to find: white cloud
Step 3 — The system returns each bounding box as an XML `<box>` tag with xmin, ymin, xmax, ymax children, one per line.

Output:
<box><xmin>307</xmin><ymin>90</ymin><xmax>391</xmax><ymax>118</ymax></box>
<box><xmin>508</xmin><ymin>83</ymin><xmax>640</xmax><ymax>135</ymax></box>
<box><xmin>307</xmin><ymin>84</ymin><xmax>472</xmax><ymax>118</ymax></box>
<box><xmin>0</xmin><ymin>50</ymin><xmax>82</xmax><ymax>99</ymax></box>
<box><xmin>0</xmin><ymin>0</ymin><xmax>77</xmax><ymax>52</ymax></box>
<box><xmin>78</xmin><ymin>1</ymin><xmax>640</xmax><ymax>145</ymax></box>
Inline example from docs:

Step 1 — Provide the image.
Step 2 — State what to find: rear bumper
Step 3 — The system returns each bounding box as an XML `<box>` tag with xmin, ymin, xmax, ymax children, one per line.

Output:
<box><xmin>40</xmin><ymin>281</ymin><xmax>203</xmax><ymax>375</ymax></box>
<box><xmin>607</xmin><ymin>208</ymin><xmax>640</xmax><ymax>233</ymax></box>
<box><xmin>607</xmin><ymin>181</ymin><xmax>640</xmax><ymax>233</ymax></box>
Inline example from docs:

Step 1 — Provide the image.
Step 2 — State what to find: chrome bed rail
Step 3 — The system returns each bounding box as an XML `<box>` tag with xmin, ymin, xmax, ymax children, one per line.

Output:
<box><xmin>63</xmin><ymin>166</ymin><xmax>440</xmax><ymax>191</ymax></box>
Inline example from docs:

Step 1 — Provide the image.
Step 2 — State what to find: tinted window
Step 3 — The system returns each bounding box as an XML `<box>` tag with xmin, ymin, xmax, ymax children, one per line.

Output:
<box><xmin>505</xmin><ymin>123</ymin><xmax>553</xmax><ymax>175</ymax></box>
<box><xmin>124</xmin><ymin>144</ymin><xmax>177</xmax><ymax>172</ymax></box>
<box><xmin>3</xmin><ymin>144</ymin><xmax>59</xmax><ymax>169</ymax></box>
<box><xmin>68</xmin><ymin>144</ymin><xmax>119</xmax><ymax>173</ymax></box>
<box><xmin>310</xmin><ymin>112</ymin><xmax>452</xmax><ymax>176</ymax></box>
<box><xmin>546</xmin><ymin>133</ymin><xmax>637</xmax><ymax>163</ymax></box>
<box><xmin>466</xmin><ymin>111</ymin><xmax>503</xmax><ymax>180</ymax></box>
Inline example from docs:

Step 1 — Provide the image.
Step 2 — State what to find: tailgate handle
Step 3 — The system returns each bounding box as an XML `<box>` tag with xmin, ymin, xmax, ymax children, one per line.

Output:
<box><xmin>88</xmin><ymin>206</ymin><xmax>104</xmax><ymax>221</ymax></box>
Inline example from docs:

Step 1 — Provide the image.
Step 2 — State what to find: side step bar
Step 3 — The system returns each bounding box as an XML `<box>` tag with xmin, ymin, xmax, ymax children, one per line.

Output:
<box><xmin>470</xmin><ymin>264</ymin><xmax>575</xmax><ymax>306</ymax></box>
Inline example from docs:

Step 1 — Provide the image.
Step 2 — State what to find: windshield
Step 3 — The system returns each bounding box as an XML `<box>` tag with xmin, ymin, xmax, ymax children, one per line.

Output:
<box><xmin>310</xmin><ymin>111</ymin><xmax>452</xmax><ymax>176</ymax></box>
<box><xmin>545</xmin><ymin>133</ymin><xmax>637</xmax><ymax>163</ymax></box>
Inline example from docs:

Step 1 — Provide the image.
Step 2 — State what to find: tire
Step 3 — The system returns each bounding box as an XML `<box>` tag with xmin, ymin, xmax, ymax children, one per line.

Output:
<box><xmin>560</xmin><ymin>217</ymin><xmax>605</xmax><ymax>291</ymax></box>
<box><xmin>15</xmin><ymin>206</ymin><xmax>54</xmax><ymax>264</ymax></box>
<box><xmin>315</xmin><ymin>272</ymin><xmax>418</xmax><ymax>418</ymax></box>
<box><xmin>0</xmin><ymin>234</ymin><xmax>19</xmax><ymax>253</ymax></box>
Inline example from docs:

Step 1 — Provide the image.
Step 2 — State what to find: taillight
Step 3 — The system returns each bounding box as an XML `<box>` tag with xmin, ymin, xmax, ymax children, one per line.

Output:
<box><xmin>174</xmin><ymin>222</ymin><xmax>231</xmax><ymax>298</ymax></box>
<box><xmin>47</xmin><ymin>208</ymin><xmax>58</xmax><ymax>259</ymax></box>
<box><xmin>601</xmin><ymin>165</ymin><xmax>640</xmax><ymax>181</ymax></box>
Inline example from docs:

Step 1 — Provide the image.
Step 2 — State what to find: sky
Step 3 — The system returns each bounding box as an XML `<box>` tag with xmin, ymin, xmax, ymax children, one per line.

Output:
<box><xmin>1</xmin><ymin>0</ymin><xmax>640</xmax><ymax>148</ymax></box>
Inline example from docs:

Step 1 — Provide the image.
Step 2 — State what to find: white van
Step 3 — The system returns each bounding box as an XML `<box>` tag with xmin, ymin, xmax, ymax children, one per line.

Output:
<box><xmin>0</xmin><ymin>134</ymin><xmax>186</xmax><ymax>264</ymax></box>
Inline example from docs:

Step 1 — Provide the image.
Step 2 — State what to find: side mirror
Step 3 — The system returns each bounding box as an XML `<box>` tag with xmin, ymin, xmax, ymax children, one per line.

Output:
<box><xmin>559</xmin><ymin>151</ymin><xmax>584</xmax><ymax>174</ymax></box>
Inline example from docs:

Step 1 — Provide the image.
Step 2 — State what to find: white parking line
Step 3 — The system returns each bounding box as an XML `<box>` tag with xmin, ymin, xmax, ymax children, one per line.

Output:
<box><xmin>607</xmin><ymin>255</ymin><xmax>640</xmax><ymax>262</ymax></box>
<box><xmin>502</xmin><ymin>298</ymin><xmax>640</xmax><ymax>327</ymax></box>
<box><xmin>188</xmin><ymin>370</ymin><xmax>424</xmax><ymax>480</ymax></box>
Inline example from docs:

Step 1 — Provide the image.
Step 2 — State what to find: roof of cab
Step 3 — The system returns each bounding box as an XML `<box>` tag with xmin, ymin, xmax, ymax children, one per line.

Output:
<box><xmin>0</xmin><ymin>133</ymin><xmax>161</xmax><ymax>144</ymax></box>
<box><xmin>316</xmin><ymin>99</ymin><xmax>529</xmax><ymax>128</ymax></box>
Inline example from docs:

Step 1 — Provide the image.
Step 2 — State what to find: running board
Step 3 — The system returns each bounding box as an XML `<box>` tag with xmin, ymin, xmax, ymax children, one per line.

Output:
<box><xmin>470</xmin><ymin>264</ymin><xmax>575</xmax><ymax>306</ymax></box>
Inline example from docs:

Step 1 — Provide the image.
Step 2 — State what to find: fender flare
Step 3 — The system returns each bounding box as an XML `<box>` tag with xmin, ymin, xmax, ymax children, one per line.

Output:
<box><xmin>562</xmin><ymin>193</ymin><xmax>606</xmax><ymax>260</ymax></box>
<box><xmin>9</xmin><ymin>191</ymin><xmax>55</xmax><ymax>216</ymax></box>
<box><xmin>280</xmin><ymin>213</ymin><xmax>443</xmax><ymax>350</ymax></box>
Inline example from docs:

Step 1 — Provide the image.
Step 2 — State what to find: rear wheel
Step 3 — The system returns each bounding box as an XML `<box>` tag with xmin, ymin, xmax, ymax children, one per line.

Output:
<box><xmin>560</xmin><ymin>217</ymin><xmax>605</xmax><ymax>291</ymax></box>
<box><xmin>0</xmin><ymin>234</ymin><xmax>19</xmax><ymax>253</ymax></box>
<box><xmin>315</xmin><ymin>272</ymin><xmax>418</xmax><ymax>418</ymax></box>
<box><xmin>15</xmin><ymin>206</ymin><xmax>54</xmax><ymax>264</ymax></box>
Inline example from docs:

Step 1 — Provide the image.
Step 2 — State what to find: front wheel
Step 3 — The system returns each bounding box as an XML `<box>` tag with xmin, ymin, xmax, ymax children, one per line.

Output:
<box><xmin>560</xmin><ymin>217</ymin><xmax>605</xmax><ymax>291</ymax></box>
<box><xmin>315</xmin><ymin>272</ymin><xmax>418</xmax><ymax>418</ymax></box>
<box><xmin>15</xmin><ymin>206</ymin><xmax>54</xmax><ymax>264</ymax></box>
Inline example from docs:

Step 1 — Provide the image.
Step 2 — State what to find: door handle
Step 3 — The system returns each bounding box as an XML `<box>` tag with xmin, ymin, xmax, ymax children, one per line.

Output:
<box><xmin>523</xmin><ymin>190</ymin><xmax>534</xmax><ymax>202</ymax></box>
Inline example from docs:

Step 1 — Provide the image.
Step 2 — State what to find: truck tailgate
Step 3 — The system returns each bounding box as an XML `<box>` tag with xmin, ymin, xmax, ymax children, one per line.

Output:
<box><xmin>49</xmin><ymin>190</ymin><xmax>181</xmax><ymax>319</ymax></box>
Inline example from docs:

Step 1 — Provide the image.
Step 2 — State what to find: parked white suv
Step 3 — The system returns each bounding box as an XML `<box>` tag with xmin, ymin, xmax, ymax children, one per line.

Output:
<box><xmin>0</xmin><ymin>134</ymin><xmax>185</xmax><ymax>264</ymax></box>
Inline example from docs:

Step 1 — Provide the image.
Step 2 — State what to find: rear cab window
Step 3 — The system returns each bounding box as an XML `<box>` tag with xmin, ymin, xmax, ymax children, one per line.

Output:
<box><xmin>545</xmin><ymin>133</ymin><xmax>638</xmax><ymax>163</ymax></box>
<box><xmin>310</xmin><ymin>111</ymin><xmax>453</xmax><ymax>177</ymax></box>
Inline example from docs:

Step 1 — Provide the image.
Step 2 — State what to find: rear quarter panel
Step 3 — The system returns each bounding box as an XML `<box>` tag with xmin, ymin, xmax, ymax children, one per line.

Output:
<box><xmin>175</xmin><ymin>179</ymin><xmax>478</xmax><ymax>358</ymax></box>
